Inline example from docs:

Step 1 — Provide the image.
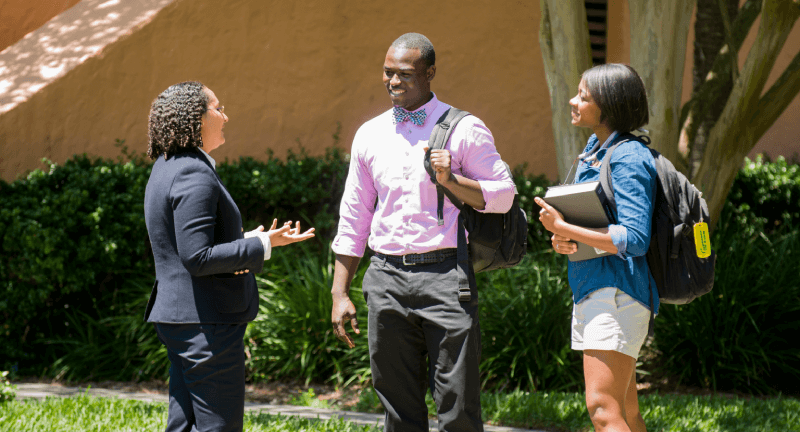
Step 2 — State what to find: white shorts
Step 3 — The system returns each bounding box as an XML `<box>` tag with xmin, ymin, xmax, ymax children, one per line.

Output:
<box><xmin>571</xmin><ymin>287</ymin><xmax>650</xmax><ymax>359</ymax></box>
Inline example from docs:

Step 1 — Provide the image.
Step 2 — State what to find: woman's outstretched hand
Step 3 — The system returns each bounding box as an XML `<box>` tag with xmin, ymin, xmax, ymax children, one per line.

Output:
<box><xmin>261</xmin><ymin>219</ymin><xmax>315</xmax><ymax>247</ymax></box>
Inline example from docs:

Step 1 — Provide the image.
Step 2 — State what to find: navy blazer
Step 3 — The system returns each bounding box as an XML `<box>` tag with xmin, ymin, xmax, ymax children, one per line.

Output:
<box><xmin>144</xmin><ymin>149</ymin><xmax>265</xmax><ymax>323</ymax></box>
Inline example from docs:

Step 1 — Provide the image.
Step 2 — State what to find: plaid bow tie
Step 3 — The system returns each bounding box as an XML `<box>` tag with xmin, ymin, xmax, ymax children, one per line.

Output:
<box><xmin>392</xmin><ymin>106</ymin><xmax>427</xmax><ymax>126</ymax></box>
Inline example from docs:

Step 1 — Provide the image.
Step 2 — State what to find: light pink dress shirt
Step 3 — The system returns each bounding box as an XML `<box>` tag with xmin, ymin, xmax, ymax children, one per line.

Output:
<box><xmin>332</xmin><ymin>94</ymin><xmax>516</xmax><ymax>257</ymax></box>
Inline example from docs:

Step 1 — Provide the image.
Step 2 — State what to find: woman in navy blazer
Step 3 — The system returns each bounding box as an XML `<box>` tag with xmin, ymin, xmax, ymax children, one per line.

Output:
<box><xmin>144</xmin><ymin>81</ymin><xmax>314</xmax><ymax>432</ymax></box>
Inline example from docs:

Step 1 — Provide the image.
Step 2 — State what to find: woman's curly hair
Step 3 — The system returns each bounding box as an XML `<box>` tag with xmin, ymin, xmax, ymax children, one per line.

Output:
<box><xmin>147</xmin><ymin>81</ymin><xmax>209</xmax><ymax>160</ymax></box>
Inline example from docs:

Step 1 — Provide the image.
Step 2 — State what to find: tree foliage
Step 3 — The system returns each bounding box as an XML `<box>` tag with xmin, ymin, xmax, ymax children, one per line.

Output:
<box><xmin>540</xmin><ymin>0</ymin><xmax>800</xmax><ymax>229</ymax></box>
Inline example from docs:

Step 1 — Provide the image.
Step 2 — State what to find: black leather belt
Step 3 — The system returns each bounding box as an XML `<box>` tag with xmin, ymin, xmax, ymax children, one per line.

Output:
<box><xmin>375</xmin><ymin>248</ymin><xmax>457</xmax><ymax>266</ymax></box>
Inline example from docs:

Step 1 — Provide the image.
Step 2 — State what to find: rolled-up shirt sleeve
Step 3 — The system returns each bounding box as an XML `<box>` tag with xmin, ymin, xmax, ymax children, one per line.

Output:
<box><xmin>608</xmin><ymin>224</ymin><xmax>629</xmax><ymax>259</ymax></box>
<box><xmin>332</xmin><ymin>130</ymin><xmax>377</xmax><ymax>258</ymax></box>
<box><xmin>607</xmin><ymin>145</ymin><xmax>656</xmax><ymax>258</ymax></box>
<box><xmin>457</xmin><ymin>121</ymin><xmax>516</xmax><ymax>214</ymax></box>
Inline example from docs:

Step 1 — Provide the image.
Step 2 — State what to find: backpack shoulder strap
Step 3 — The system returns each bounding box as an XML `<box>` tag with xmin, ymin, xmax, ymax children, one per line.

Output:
<box><xmin>425</xmin><ymin>108</ymin><xmax>470</xmax><ymax>180</ymax></box>
<box><xmin>424</xmin><ymin>108</ymin><xmax>471</xmax><ymax>225</ymax></box>
<box><xmin>598</xmin><ymin>135</ymin><xmax>643</xmax><ymax>212</ymax></box>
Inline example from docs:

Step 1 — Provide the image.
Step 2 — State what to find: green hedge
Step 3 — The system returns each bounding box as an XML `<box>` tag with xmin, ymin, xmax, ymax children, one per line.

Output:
<box><xmin>2</xmin><ymin>150</ymin><xmax>799</xmax><ymax>395</ymax></box>
<box><xmin>216</xmin><ymin>147</ymin><xmax>349</xmax><ymax>239</ymax></box>
<box><xmin>652</xmin><ymin>156</ymin><xmax>800</xmax><ymax>394</ymax></box>
<box><xmin>0</xmin><ymin>147</ymin><xmax>350</xmax><ymax>374</ymax></box>
<box><xmin>0</xmin><ymin>155</ymin><xmax>153</xmax><ymax>369</ymax></box>
<box><xmin>724</xmin><ymin>155</ymin><xmax>800</xmax><ymax>235</ymax></box>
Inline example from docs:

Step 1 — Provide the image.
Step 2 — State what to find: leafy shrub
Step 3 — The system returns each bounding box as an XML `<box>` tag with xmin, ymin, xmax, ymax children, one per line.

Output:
<box><xmin>6</xmin><ymin>143</ymin><xmax>800</xmax><ymax>398</ymax></box>
<box><xmin>39</xmin><ymin>274</ymin><xmax>168</xmax><ymax>382</ymax></box>
<box><xmin>725</xmin><ymin>155</ymin><xmax>800</xmax><ymax>235</ymax></box>
<box><xmin>511</xmin><ymin>165</ymin><xmax>555</xmax><ymax>251</ymax></box>
<box><xmin>0</xmin><ymin>154</ymin><xmax>153</xmax><ymax>372</ymax></box>
<box><xmin>0</xmin><ymin>370</ymin><xmax>16</xmax><ymax>403</ymax></box>
<box><xmin>651</xmin><ymin>189</ymin><xmax>800</xmax><ymax>394</ymax></box>
<box><xmin>245</xmin><ymin>242</ymin><xmax>371</xmax><ymax>387</ymax></box>
<box><xmin>217</xmin><ymin>146</ymin><xmax>349</xmax><ymax>239</ymax></box>
<box><xmin>477</xmin><ymin>251</ymin><xmax>582</xmax><ymax>392</ymax></box>
<box><xmin>0</xmin><ymin>144</ymin><xmax>350</xmax><ymax>375</ymax></box>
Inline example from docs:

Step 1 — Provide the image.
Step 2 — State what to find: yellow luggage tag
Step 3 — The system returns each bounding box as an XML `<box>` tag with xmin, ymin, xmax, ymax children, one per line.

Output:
<box><xmin>693</xmin><ymin>222</ymin><xmax>711</xmax><ymax>258</ymax></box>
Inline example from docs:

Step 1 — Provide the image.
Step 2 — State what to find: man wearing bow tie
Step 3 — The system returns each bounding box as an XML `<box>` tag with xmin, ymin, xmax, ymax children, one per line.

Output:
<box><xmin>330</xmin><ymin>32</ymin><xmax>515</xmax><ymax>432</ymax></box>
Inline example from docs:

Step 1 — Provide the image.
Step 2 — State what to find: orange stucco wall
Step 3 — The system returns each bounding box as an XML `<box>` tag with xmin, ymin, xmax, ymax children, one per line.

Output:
<box><xmin>0</xmin><ymin>0</ymin><xmax>797</xmax><ymax>182</ymax></box>
<box><xmin>0</xmin><ymin>0</ymin><xmax>556</xmax><ymax>181</ymax></box>
<box><xmin>0</xmin><ymin>0</ymin><xmax>81</xmax><ymax>52</ymax></box>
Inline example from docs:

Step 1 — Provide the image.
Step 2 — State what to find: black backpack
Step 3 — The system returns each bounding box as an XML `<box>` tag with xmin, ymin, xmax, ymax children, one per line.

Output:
<box><xmin>600</xmin><ymin>136</ymin><xmax>716</xmax><ymax>332</ymax></box>
<box><xmin>423</xmin><ymin>108</ymin><xmax>528</xmax><ymax>282</ymax></box>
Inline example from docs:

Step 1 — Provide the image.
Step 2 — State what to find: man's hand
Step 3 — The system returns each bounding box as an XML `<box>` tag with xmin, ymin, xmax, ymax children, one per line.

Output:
<box><xmin>331</xmin><ymin>254</ymin><xmax>362</xmax><ymax>348</ymax></box>
<box><xmin>423</xmin><ymin>146</ymin><xmax>486</xmax><ymax>209</ymax></box>
<box><xmin>425</xmin><ymin>147</ymin><xmax>454</xmax><ymax>186</ymax></box>
<box><xmin>331</xmin><ymin>292</ymin><xmax>360</xmax><ymax>348</ymax></box>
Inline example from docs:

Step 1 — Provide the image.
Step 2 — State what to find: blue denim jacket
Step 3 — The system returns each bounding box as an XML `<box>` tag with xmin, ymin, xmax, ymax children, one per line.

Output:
<box><xmin>567</xmin><ymin>133</ymin><xmax>659</xmax><ymax>314</ymax></box>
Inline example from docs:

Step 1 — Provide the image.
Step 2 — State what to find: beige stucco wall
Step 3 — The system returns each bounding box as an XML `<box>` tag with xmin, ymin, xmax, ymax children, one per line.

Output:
<box><xmin>0</xmin><ymin>0</ymin><xmax>81</xmax><ymax>52</ymax></box>
<box><xmin>0</xmin><ymin>0</ymin><xmax>556</xmax><ymax>181</ymax></box>
<box><xmin>0</xmin><ymin>0</ymin><xmax>797</xmax><ymax>182</ymax></box>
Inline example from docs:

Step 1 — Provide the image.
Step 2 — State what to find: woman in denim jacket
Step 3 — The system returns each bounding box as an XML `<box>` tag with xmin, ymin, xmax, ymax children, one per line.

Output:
<box><xmin>535</xmin><ymin>64</ymin><xmax>657</xmax><ymax>432</ymax></box>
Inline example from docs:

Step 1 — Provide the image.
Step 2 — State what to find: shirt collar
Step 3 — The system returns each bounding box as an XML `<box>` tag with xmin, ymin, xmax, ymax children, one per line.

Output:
<box><xmin>197</xmin><ymin>147</ymin><xmax>216</xmax><ymax>169</ymax></box>
<box><xmin>397</xmin><ymin>92</ymin><xmax>440</xmax><ymax>126</ymax></box>
<box><xmin>582</xmin><ymin>131</ymin><xmax>620</xmax><ymax>162</ymax></box>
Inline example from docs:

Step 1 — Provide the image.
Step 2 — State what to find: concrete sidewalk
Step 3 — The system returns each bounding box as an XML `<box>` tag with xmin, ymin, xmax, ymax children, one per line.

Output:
<box><xmin>13</xmin><ymin>383</ymin><xmax>545</xmax><ymax>432</ymax></box>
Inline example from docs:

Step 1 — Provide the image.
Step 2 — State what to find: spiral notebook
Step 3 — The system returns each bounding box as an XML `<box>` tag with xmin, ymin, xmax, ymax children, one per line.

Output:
<box><xmin>543</xmin><ymin>181</ymin><xmax>616</xmax><ymax>262</ymax></box>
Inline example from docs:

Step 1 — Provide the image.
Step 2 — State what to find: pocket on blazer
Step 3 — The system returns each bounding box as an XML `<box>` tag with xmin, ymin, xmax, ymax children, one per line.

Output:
<box><xmin>210</xmin><ymin>274</ymin><xmax>249</xmax><ymax>314</ymax></box>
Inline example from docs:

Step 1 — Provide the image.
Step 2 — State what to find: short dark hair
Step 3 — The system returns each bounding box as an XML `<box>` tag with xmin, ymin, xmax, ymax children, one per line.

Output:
<box><xmin>390</xmin><ymin>33</ymin><xmax>435</xmax><ymax>68</ymax></box>
<box><xmin>581</xmin><ymin>64</ymin><xmax>649</xmax><ymax>134</ymax></box>
<box><xmin>147</xmin><ymin>81</ymin><xmax>209</xmax><ymax>160</ymax></box>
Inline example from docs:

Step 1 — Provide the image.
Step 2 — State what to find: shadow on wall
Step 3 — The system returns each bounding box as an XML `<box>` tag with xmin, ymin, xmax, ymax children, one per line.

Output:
<box><xmin>0</xmin><ymin>0</ymin><xmax>175</xmax><ymax>114</ymax></box>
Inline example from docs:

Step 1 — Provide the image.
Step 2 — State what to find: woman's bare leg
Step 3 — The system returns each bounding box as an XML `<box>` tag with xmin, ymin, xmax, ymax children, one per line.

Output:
<box><xmin>624</xmin><ymin>367</ymin><xmax>646</xmax><ymax>432</ymax></box>
<box><xmin>583</xmin><ymin>349</ymin><xmax>637</xmax><ymax>432</ymax></box>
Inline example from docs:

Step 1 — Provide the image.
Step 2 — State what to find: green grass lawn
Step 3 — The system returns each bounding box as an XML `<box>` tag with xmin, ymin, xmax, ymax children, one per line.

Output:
<box><xmin>480</xmin><ymin>390</ymin><xmax>800</xmax><ymax>432</ymax></box>
<box><xmin>350</xmin><ymin>386</ymin><xmax>800</xmax><ymax>432</ymax></box>
<box><xmin>1</xmin><ymin>390</ymin><xmax>798</xmax><ymax>432</ymax></box>
<box><xmin>0</xmin><ymin>393</ymin><xmax>379</xmax><ymax>432</ymax></box>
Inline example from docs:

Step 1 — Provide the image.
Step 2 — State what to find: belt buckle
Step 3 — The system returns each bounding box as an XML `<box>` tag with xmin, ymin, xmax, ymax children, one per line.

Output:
<box><xmin>402</xmin><ymin>254</ymin><xmax>416</xmax><ymax>266</ymax></box>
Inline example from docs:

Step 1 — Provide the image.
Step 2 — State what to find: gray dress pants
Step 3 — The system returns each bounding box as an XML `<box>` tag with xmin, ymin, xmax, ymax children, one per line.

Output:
<box><xmin>363</xmin><ymin>254</ymin><xmax>483</xmax><ymax>432</ymax></box>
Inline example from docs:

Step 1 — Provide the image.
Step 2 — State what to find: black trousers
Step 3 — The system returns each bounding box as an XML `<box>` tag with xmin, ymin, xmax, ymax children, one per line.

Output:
<box><xmin>155</xmin><ymin>322</ymin><xmax>248</xmax><ymax>432</ymax></box>
<box><xmin>363</xmin><ymin>255</ymin><xmax>483</xmax><ymax>432</ymax></box>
